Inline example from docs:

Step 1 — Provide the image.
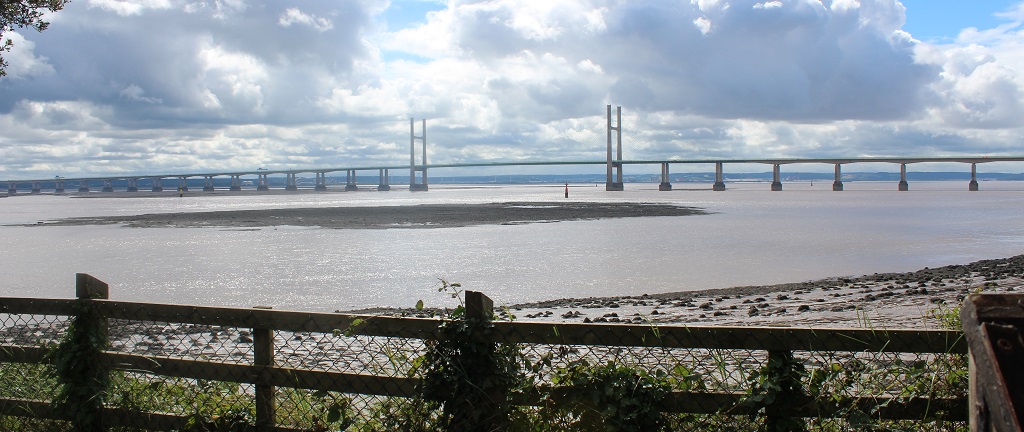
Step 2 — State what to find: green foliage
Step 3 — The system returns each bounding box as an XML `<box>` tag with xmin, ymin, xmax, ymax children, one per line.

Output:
<box><xmin>48</xmin><ymin>300</ymin><xmax>110</xmax><ymax>432</ymax></box>
<box><xmin>739</xmin><ymin>351</ymin><xmax>807</xmax><ymax>432</ymax></box>
<box><xmin>1</xmin><ymin>0</ymin><xmax>68</xmax><ymax>76</ymax></box>
<box><xmin>547</xmin><ymin>359</ymin><xmax>672</xmax><ymax>432</ymax></box>
<box><xmin>357</xmin><ymin>396</ymin><xmax>439</xmax><ymax>431</ymax></box>
<box><xmin>416</xmin><ymin>280</ymin><xmax>529</xmax><ymax>432</ymax></box>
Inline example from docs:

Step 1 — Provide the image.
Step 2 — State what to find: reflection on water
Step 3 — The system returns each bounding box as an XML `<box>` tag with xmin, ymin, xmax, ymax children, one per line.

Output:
<box><xmin>2</xmin><ymin>181</ymin><xmax>1023</xmax><ymax>311</ymax></box>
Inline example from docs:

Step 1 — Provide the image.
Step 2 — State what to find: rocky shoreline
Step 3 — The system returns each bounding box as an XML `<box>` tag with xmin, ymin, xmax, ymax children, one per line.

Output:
<box><xmin>356</xmin><ymin>255</ymin><xmax>1024</xmax><ymax>329</ymax></box>
<box><xmin>505</xmin><ymin>255</ymin><xmax>1024</xmax><ymax>328</ymax></box>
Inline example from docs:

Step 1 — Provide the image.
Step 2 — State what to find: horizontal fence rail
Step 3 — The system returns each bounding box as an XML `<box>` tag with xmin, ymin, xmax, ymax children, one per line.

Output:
<box><xmin>0</xmin><ymin>276</ymin><xmax>970</xmax><ymax>431</ymax></box>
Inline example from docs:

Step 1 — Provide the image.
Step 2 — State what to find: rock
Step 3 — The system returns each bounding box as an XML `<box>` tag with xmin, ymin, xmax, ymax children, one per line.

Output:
<box><xmin>797</xmin><ymin>305</ymin><xmax>811</xmax><ymax>312</ymax></box>
<box><xmin>748</xmin><ymin>306</ymin><xmax>760</xmax><ymax>316</ymax></box>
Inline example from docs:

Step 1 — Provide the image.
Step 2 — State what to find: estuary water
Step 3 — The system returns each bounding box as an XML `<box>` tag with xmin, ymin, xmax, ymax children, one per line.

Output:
<box><xmin>2</xmin><ymin>181</ymin><xmax>1023</xmax><ymax>312</ymax></box>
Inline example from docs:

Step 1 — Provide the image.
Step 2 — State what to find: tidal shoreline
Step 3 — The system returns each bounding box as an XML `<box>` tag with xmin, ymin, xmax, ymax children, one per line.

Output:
<box><xmin>355</xmin><ymin>254</ymin><xmax>1024</xmax><ymax>329</ymax></box>
<box><xmin>19</xmin><ymin>201</ymin><xmax>708</xmax><ymax>229</ymax></box>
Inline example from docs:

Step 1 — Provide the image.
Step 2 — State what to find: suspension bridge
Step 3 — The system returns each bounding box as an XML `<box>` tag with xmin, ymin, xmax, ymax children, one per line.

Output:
<box><xmin>4</xmin><ymin>106</ymin><xmax>1024</xmax><ymax>194</ymax></box>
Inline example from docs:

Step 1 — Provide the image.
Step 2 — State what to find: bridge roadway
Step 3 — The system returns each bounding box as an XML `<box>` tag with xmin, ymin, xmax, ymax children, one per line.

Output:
<box><xmin>4</xmin><ymin>156</ymin><xmax>1024</xmax><ymax>194</ymax></box>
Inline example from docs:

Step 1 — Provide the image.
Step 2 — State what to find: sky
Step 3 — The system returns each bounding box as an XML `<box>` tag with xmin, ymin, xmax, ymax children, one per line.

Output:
<box><xmin>3</xmin><ymin>0</ymin><xmax>1024</xmax><ymax>179</ymax></box>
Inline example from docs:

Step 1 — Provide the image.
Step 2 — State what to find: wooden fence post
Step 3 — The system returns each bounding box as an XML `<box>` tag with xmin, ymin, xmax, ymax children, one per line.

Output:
<box><xmin>253</xmin><ymin>309</ymin><xmax>276</xmax><ymax>432</ymax></box>
<box><xmin>465</xmin><ymin>291</ymin><xmax>494</xmax><ymax>320</ymax></box>
<box><xmin>763</xmin><ymin>349</ymin><xmax>806</xmax><ymax>432</ymax></box>
<box><xmin>69</xmin><ymin>274</ymin><xmax>110</xmax><ymax>431</ymax></box>
<box><xmin>76</xmin><ymin>273</ymin><xmax>109</xmax><ymax>300</ymax></box>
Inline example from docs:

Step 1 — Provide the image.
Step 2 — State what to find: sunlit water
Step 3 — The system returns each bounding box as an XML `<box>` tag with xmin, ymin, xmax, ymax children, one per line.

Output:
<box><xmin>2</xmin><ymin>181</ymin><xmax>1023</xmax><ymax>311</ymax></box>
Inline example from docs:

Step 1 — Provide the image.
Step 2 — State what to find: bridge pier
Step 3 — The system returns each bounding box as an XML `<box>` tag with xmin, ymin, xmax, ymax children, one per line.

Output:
<box><xmin>345</xmin><ymin>170</ymin><xmax>358</xmax><ymax>191</ymax></box>
<box><xmin>832</xmin><ymin>164</ymin><xmax>844</xmax><ymax>191</ymax></box>
<box><xmin>898</xmin><ymin>164</ymin><xmax>909</xmax><ymax>191</ymax></box>
<box><xmin>55</xmin><ymin>180</ymin><xmax>64</xmax><ymax>194</ymax></box>
<box><xmin>658</xmin><ymin>163</ymin><xmax>672</xmax><ymax>191</ymax></box>
<box><xmin>969</xmin><ymin>163</ymin><xmax>979</xmax><ymax>191</ymax></box>
<box><xmin>605</xmin><ymin>105</ymin><xmax>624</xmax><ymax>191</ymax></box>
<box><xmin>31</xmin><ymin>182</ymin><xmax>41</xmax><ymax>194</ymax></box>
<box><xmin>204</xmin><ymin>176</ymin><xmax>215</xmax><ymax>192</ymax></box>
<box><xmin>713</xmin><ymin>162</ymin><xmax>726</xmax><ymax>191</ymax></box>
<box><xmin>152</xmin><ymin>177</ymin><xmax>163</xmax><ymax>192</ymax></box>
<box><xmin>7</xmin><ymin>183</ymin><xmax>16</xmax><ymax>195</ymax></box>
<box><xmin>410</xmin><ymin>118</ymin><xmax>429</xmax><ymax>191</ymax></box>
<box><xmin>230</xmin><ymin>175</ymin><xmax>242</xmax><ymax>191</ymax></box>
<box><xmin>285</xmin><ymin>173</ymin><xmax>298</xmax><ymax>191</ymax></box>
<box><xmin>257</xmin><ymin>174</ymin><xmax>269</xmax><ymax>191</ymax></box>
<box><xmin>771</xmin><ymin>164</ymin><xmax>783</xmax><ymax>191</ymax></box>
<box><xmin>378</xmin><ymin>169</ymin><xmax>391</xmax><ymax>191</ymax></box>
<box><xmin>315</xmin><ymin>173</ymin><xmax>327</xmax><ymax>191</ymax></box>
<box><xmin>127</xmin><ymin>178</ymin><xmax>138</xmax><ymax>192</ymax></box>
<box><xmin>78</xmin><ymin>181</ymin><xmax>90</xmax><ymax>193</ymax></box>
<box><xmin>102</xmin><ymin>179</ymin><xmax>114</xmax><ymax>192</ymax></box>
<box><xmin>177</xmin><ymin>177</ymin><xmax>188</xmax><ymax>192</ymax></box>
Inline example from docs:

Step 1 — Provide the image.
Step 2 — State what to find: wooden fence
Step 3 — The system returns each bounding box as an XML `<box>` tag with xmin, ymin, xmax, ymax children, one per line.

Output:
<box><xmin>0</xmin><ymin>274</ymin><xmax>969</xmax><ymax>431</ymax></box>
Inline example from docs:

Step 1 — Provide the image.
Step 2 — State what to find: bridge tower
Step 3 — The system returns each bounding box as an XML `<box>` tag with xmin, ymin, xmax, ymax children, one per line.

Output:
<box><xmin>606</xmin><ymin>105</ymin><xmax>623</xmax><ymax>191</ymax></box>
<box><xmin>410</xmin><ymin>118</ymin><xmax>428</xmax><ymax>191</ymax></box>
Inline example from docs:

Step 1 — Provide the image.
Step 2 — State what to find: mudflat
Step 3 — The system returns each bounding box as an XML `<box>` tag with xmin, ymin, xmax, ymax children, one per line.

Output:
<box><xmin>21</xmin><ymin>202</ymin><xmax>708</xmax><ymax>229</ymax></box>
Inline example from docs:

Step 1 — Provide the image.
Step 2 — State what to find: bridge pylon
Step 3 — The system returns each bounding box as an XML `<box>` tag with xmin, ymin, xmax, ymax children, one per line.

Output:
<box><xmin>606</xmin><ymin>105</ymin><xmax>623</xmax><ymax>191</ymax></box>
<box><xmin>410</xmin><ymin>118</ymin><xmax>428</xmax><ymax>191</ymax></box>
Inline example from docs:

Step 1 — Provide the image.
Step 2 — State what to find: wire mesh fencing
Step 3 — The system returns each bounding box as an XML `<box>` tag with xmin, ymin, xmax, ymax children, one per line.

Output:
<box><xmin>0</xmin><ymin>282</ymin><xmax>968</xmax><ymax>431</ymax></box>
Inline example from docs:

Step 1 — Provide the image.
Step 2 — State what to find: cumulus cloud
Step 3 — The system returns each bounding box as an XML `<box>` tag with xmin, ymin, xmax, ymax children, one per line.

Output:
<box><xmin>278</xmin><ymin>8</ymin><xmax>333</xmax><ymax>32</ymax></box>
<box><xmin>0</xmin><ymin>32</ymin><xmax>56</xmax><ymax>79</ymax></box>
<box><xmin>2</xmin><ymin>0</ymin><xmax>1024</xmax><ymax>178</ymax></box>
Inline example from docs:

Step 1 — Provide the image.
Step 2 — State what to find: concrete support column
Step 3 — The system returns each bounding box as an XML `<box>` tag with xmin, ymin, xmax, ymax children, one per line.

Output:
<box><xmin>713</xmin><ymin>162</ymin><xmax>726</xmax><ymax>191</ymax></box>
<box><xmin>658</xmin><ymin>162</ymin><xmax>672</xmax><ymax>191</ymax></box>
<box><xmin>204</xmin><ymin>176</ymin><xmax>215</xmax><ymax>192</ymax></box>
<box><xmin>257</xmin><ymin>174</ymin><xmax>269</xmax><ymax>191</ymax></box>
<box><xmin>177</xmin><ymin>177</ymin><xmax>188</xmax><ymax>192</ymax></box>
<box><xmin>832</xmin><ymin>164</ymin><xmax>844</xmax><ymax>191</ymax></box>
<box><xmin>605</xmin><ymin>105</ymin><xmax>624</xmax><ymax>191</ymax></box>
<box><xmin>31</xmin><ymin>182</ymin><xmax>41</xmax><ymax>194</ymax></box>
<box><xmin>230</xmin><ymin>175</ymin><xmax>242</xmax><ymax>191</ymax></box>
<box><xmin>898</xmin><ymin>164</ymin><xmax>909</xmax><ymax>191</ymax></box>
<box><xmin>55</xmin><ymin>180</ymin><xmax>65</xmax><ymax>194</ymax></box>
<box><xmin>127</xmin><ymin>178</ymin><xmax>138</xmax><ymax>192</ymax></box>
<box><xmin>378</xmin><ymin>168</ymin><xmax>391</xmax><ymax>191</ymax></box>
<box><xmin>345</xmin><ymin>170</ymin><xmax>358</xmax><ymax>191</ymax></box>
<box><xmin>969</xmin><ymin>163</ymin><xmax>979</xmax><ymax>191</ymax></box>
<box><xmin>771</xmin><ymin>164</ymin><xmax>783</xmax><ymax>191</ymax></box>
<box><xmin>314</xmin><ymin>172</ymin><xmax>327</xmax><ymax>191</ymax></box>
<box><xmin>285</xmin><ymin>173</ymin><xmax>297</xmax><ymax>191</ymax></box>
<box><xmin>152</xmin><ymin>177</ymin><xmax>163</xmax><ymax>192</ymax></box>
<box><xmin>78</xmin><ymin>180</ymin><xmax>90</xmax><ymax>193</ymax></box>
<box><xmin>7</xmin><ymin>183</ymin><xmax>16</xmax><ymax>195</ymax></box>
<box><xmin>102</xmin><ymin>179</ymin><xmax>114</xmax><ymax>192</ymax></box>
